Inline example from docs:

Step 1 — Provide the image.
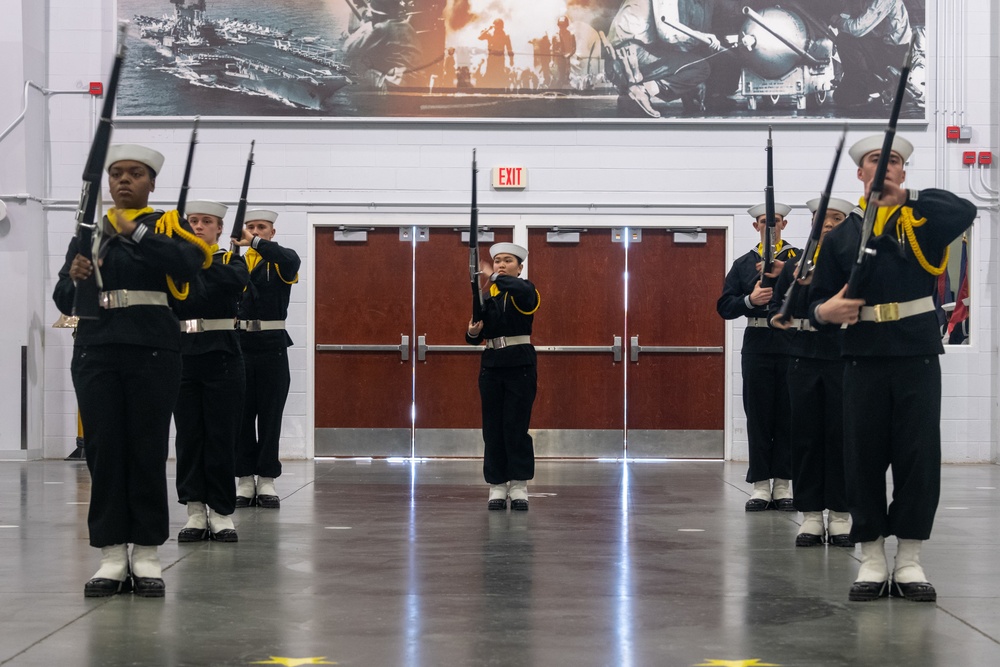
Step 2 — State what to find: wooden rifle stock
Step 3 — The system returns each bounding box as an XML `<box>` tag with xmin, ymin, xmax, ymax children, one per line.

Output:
<box><xmin>469</xmin><ymin>148</ymin><xmax>483</xmax><ymax>322</ymax></box>
<box><xmin>176</xmin><ymin>117</ymin><xmax>200</xmax><ymax>218</ymax></box>
<box><xmin>229</xmin><ymin>140</ymin><xmax>255</xmax><ymax>257</ymax></box>
<box><xmin>846</xmin><ymin>36</ymin><xmax>916</xmax><ymax>299</ymax></box>
<box><xmin>761</xmin><ymin>126</ymin><xmax>777</xmax><ymax>288</ymax></box>
<box><xmin>72</xmin><ymin>23</ymin><xmax>127</xmax><ymax>320</ymax></box>
<box><xmin>772</xmin><ymin>127</ymin><xmax>847</xmax><ymax>327</ymax></box>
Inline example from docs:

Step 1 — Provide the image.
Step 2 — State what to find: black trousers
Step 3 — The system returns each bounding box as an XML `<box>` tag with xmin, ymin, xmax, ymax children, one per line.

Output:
<box><xmin>788</xmin><ymin>357</ymin><xmax>848</xmax><ymax>512</ymax></box>
<box><xmin>480</xmin><ymin>365</ymin><xmax>536</xmax><ymax>484</ymax></box>
<box><xmin>174</xmin><ymin>351</ymin><xmax>245</xmax><ymax>515</ymax></box>
<box><xmin>843</xmin><ymin>356</ymin><xmax>941</xmax><ymax>542</ymax></box>
<box><xmin>741</xmin><ymin>352</ymin><xmax>793</xmax><ymax>483</ymax></box>
<box><xmin>236</xmin><ymin>347</ymin><xmax>290</xmax><ymax>479</ymax></box>
<box><xmin>72</xmin><ymin>344</ymin><xmax>180</xmax><ymax>548</ymax></box>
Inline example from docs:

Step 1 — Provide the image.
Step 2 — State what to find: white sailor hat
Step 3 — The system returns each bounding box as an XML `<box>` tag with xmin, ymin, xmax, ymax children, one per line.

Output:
<box><xmin>244</xmin><ymin>209</ymin><xmax>278</xmax><ymax>224</ymax></box>
<box><xmin>848</xmin><ymin>135</ymin><xmax>914</xmax><ymax>166</ymax></box>
<box><xmin>489</xmin><ymin>242</ymin><xmax>528</xmax><ymax>262</ymax></box>
<box><xmin>105</xmin><ymin>144</ymin><xmax>165</xmax><ymax>176</ymax></box>
<box><xmin>806</xmin><ymin>197</ymin><xmax>855</xmax><ymax>216</ymax></box>
<box><xmin>747</xmin><ymin>202</ymin><xmax>791</xmax><ymax>219</ymax></box>
<box><xmin>185</xmin><ymin>199</ymin><xmax>228</xmax><ymax>219</ymax></box>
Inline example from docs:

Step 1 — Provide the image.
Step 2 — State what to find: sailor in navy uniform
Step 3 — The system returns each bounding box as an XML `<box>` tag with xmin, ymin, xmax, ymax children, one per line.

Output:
<box><xmin>466</xmin><ymin>243</ymin><xmax>540</xmax><ymax>511</ymax></box>
<box><xmin>53</xmin><ymin>144</ymin><xmax>210</xmax><ymax>597</ymax></box>
<box><xmin>769</xmin><ymin>197</ymin><xmax>855</xmax><ymax>548</ymax></box>
<box><xmin>173</xmin><ymin>199</ymin><xmax>249</xmax><ymax>543</ymax></box>
<box><xmin>809</xmin><ymin>135</ymin><xmax>976</xmax><ymax>601</ymax></box>
<box><xmin>233</xmin><ymin>209</ymin><xmax>300</xmax><ymax>509</ymax></box>
<box><xmin>717</xmin><ymin>202</ymin><xmax>800</xmax><ymax>512</ymax></box>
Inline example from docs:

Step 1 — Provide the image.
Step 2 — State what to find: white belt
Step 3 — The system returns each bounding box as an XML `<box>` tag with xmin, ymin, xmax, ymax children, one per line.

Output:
<box><xmin>790</xmin><ymin>318</ymin><xmax>816</xmax><ymax>332</ymax></box>
<box><xmin>99</xmin><ymin>290</ymin><xmax>168</xmax><ymax>309</ymax></box>
<box><xmin>180</xmin><ymin>318</ymin><xmax>236</xmax><ymax>334</ymax></box>
<box><xmin>485</xmin><ymin>335</ymin><xmax>531</xmax><ymax>349</ymax></box>
<box><xmin>746</xmin><ymin>317</ymin><xmax>770</xmax><ymax>328</ymax></box>
<box><xmin>860</xmin><ymin>296</ymin><xmax>934</xmax><ymax>323</ymax></box>
<box><xmin>238</xmin><ymin>319</ymin><xmax>286</xmax><ymax>332</ymax></box>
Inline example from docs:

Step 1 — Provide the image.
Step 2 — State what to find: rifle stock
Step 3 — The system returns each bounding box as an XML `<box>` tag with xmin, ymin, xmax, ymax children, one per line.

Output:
<box><xmin>761</xmin><ymin>126</ymin><xmax>776</xmax><ymax>288</ymax></box>
<box><xmin>772</xmin><ymin>127</ymin><xmax>847</xmax><ymax>327</ymax></box>
<box><xmin>229</xmin><ymin>140</ymin><xmax>255</xmax><ymax>256</ymax></box>
<box><xmin>176</xmin><ymin>116</ymin><xmax>200</xmax><ymax>218</ymax></box>
<box><xmin>72</xmin><ymin>23</ymin><xmax>127</xmax><ymax>320</ymax></box>
<box><xmin>846</xmin><ymin>37</ymin><xmax>916</xmax><ymax>299</ymax></box>
<box><xmin>469</xmin><ymin>148</ymin><xmax>483</xmax><ymax>322</ymax></box>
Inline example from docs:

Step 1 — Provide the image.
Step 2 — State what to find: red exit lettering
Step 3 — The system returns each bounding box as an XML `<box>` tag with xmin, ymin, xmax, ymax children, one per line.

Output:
<box><xmin>493</xmin><ymin>166</ymin><xmax>527</xmax><ymax>189</ymax></box>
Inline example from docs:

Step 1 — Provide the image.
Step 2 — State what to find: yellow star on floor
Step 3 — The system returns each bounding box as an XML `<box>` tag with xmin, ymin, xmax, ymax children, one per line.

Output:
<box><xmin>693</xmin><ymin>660</ymin><xmax>780</xmax><ymax>667</ymax></box>
<box><xmin>250</xmin><ymin>658</ymin><xmax>337</xmax><ymax>666</ymax></box>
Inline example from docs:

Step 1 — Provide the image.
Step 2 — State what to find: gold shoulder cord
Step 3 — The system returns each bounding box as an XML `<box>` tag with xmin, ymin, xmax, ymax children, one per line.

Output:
<box><xmin>870</xmin><ymin>201</ymin><xmax>948</xmax><ymax>276</ymax></box>
<box><xmin>155</xmin><ymin>210</ymin><xmax>213</xmax><ymax>300</ymax></box>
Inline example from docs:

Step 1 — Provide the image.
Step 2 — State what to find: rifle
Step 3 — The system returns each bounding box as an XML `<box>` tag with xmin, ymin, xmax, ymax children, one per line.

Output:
<box><xmin>469</xmin><ymin>148</ymin><xmax>484</xmax><ymax>322</ymax></box>
<box><xmin>846</xmin><ymin>36</ymin><xmax>917</xmax><ymax>299</ymax></box>
<box><xmin>771</xmin><ymin>126</ymin><xmax>847</xmax><ymax>327</ymax></box>
<box><xmin>72</xmin><ymin>23</ymin><xmax>127</xmax><ymax>320</ymax></box>
<box><xmin>176</xmin><ymin>116</ymin><xmax>199</xmax><ymax>218</ymax></box>
<box><xmin>229</xmin><ymin>140</ymin><xmax>255</xmax><ymax>256</ymax></box>
<box><xmin>760</xmin><ymin>126</ymin><xmax>777</xmax><ymax>288</ymax></box>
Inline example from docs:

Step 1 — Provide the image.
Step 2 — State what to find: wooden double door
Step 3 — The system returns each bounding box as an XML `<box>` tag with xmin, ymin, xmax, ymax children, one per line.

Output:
<box><xmin>314</xmin><ymin>225</ymin><xmax>725</xmax><ymax>458</ymax></box>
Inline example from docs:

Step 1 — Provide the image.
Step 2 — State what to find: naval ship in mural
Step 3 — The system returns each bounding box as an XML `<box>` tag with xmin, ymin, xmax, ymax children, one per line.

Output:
<box><xmin>125</xmin><ymin>0</ymin><xmax>352</xmax><ymax>112</ymax></box>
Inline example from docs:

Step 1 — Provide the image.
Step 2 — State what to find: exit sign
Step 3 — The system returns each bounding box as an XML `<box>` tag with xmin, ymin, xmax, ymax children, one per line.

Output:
<box><xmin>492</xmin><ymin>166</ymin><xmax>527</xmax><ymax>190</ymax></box>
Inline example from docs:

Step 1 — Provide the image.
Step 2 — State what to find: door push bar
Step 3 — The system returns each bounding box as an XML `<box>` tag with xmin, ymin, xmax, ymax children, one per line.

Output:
<box><xmin>316</xmin><ymin>334</ymin><xmax>410</xmax><ymax>361</ymax></box>
<box><xmin>417</xmin><ymin>335</ymin><xmax>624</xmax><ymax>363</ymax></box>
<box><xmin>629</xmin><ymin>336</ymin><xmax>723</xmax><ymax>362</ymax></box>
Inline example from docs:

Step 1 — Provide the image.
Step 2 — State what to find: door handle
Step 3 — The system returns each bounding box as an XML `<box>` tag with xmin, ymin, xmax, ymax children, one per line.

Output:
<box><xmin>416</xmin><ymin>335</ymin><xmax>481</xmax><ymax>361</ymax></box>
<box><xmin>629</xmin><ymin>335</ymin><xmax>723</xmax><ymax>362</ymax></box>
<box><xmin>534</xmin><ymin>336</ymin><xmax>623</xmax><ymax>363</ymax></box>
<box><xmin>317</xmin><ymin>334</ymin><xmax>410</xmax><ymax>361</ymax></box>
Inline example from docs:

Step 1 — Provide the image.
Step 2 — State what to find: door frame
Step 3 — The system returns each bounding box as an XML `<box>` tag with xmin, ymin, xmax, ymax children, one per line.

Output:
<box><xmin>306</xmin><ymin>211</ymin><xmax>736</xmax><ymax>460</ymax></box>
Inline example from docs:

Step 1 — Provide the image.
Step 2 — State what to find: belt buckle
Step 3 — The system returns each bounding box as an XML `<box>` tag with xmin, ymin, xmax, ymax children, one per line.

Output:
<box><xmin>873</xmin><ymin>302</ymin><xmax>899</xmax><ymax>323</ymax></box>
<box><xmin>100</xmin><ymin>291</ymin><xmax>125</xmax><ymax>309</ymax></box>
<box><xmin>245</xmin><ymin>320</ymin><xmax>262</xmax><ymax>332</ymax></box>
<box><xmin>493</xmin><ymin>337</ymin><xmax>507</xmax><ymax>349</ymax></box>
<box><xmin>183</xmin><ymin>319</ymin><xmax>203</xmax><ymax>334</ymax></box>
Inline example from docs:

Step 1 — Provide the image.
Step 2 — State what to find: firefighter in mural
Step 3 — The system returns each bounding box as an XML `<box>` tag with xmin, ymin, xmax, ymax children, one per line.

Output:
<box><xmin>478</xmin><ymin>18</ymin><xmax>515</xmax><ymax>89</ymax></box>
<box><xmin>551</xmin><ymin>16</ymin><xmax>577</xmax><ymax>89</ymax></box>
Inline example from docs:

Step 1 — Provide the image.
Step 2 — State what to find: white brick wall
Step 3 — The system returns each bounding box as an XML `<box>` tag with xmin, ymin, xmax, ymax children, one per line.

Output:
<box><xmin>24</xmin><ymin>0</ymin><xmax>1000</xmax><ymax>462</ymax></box>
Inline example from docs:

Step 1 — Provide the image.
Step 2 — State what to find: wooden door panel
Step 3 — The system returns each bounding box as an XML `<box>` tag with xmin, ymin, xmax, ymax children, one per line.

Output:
<box><xmin>414</xmin><ymin>228</ymin><xmax>511</xmax><ymax>445</ymax></box>
<box><xmin>627</xmin><ymin>229</ymin><xmax>726</xmax><ymax>457</ymax></box>
<box><xmin>528</xmin><ymin>228</ymin><xmax>625</xmax><ymax>455</ymax></box>
<box><xmin>314</xmin><ymin>227</ymin><xmax>413</xmax><ymax>455</ymax></box>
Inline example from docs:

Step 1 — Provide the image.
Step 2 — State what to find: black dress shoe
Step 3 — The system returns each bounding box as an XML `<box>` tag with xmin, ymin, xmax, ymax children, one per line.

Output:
<box><xmin>774</xmin><ymin>497</ymin><xmax>796</xmax><ymax>512</ymax></box>
<box><xmin>795</xmin><ymin>532</ymin><xmax>824</xmax><ymax>547</ymax></box>
<box><xmin>235</xmin><ymin>495</ymin><xmax>255</xmax><ymax>508</ymax></box>
<box><xmin>828</xmin><ymin>534</ymin><xmax>855</xmax><ymax>548</ymax></box>
<box><xmin>849</xmin><ymin>580</ymin><xmax>889</xmax><ymax>601</ymax></box>
<box><xmin>84</xmin><ymin>576</ymin><xmax>132</xmax><ymax>597</ymax></box>
<box><xmin>487</xmin><ymin>499</ymin><xmax>507</xmax><ymax>511</ymax></box>
<box><xmin>133</xmin><ymin>577</ymin><xmax>165</xmax><ymax>598</ymax></box>
<box><xmin>890</xmin><ymin>579</ymin><xmax>937</xmax><ymax>602</ymax></box>
<box><xmin>744</xmin><ymin>498</ymin><xmax>772</xmax><ymax>512</ymax></box>
<box><xmin>178</xmin><ymin>527</ymin><xmax>209</xmax><ymax>543</ymax></box>
<box><xmin>210</xmin><ymin>529</ymin><xmax>239</xmax><ymax>543</ymax></box>
<box><xmin>510</xmin><ymin>499</ymin><xmax>529</xmax><ymax>512</ymax></box>
<box><xmin>256</xmin><ymin>494</ymin><xmax>280</xmax><ymax>509</ymax></box>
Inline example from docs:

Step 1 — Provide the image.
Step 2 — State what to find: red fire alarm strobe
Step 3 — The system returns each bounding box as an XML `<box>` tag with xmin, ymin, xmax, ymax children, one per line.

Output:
<box><xmin>89</xmin><ymin>82</ymin><xmax>103</xmax><ymax>96</ymax></box>
<box><xmin>946</xmin><ymin>126</ymin><xmax>960</xmax><ymax>141</ymax></box>
<box><xmin>963</xmin><ymin>152</ymin><xmax>976</xmax><ymax>165</ymax></box>
<box><xmin>979</xmin><ymin>152</ymin><xmax>993</xmax><ymax>166</ymax></box>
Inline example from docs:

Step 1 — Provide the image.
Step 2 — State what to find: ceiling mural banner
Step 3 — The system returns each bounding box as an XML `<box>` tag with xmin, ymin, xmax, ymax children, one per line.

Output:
<box><xmin>116</xmin><ymin>0</ymin><xmax>927</xmax><ymax>121</ymax></box>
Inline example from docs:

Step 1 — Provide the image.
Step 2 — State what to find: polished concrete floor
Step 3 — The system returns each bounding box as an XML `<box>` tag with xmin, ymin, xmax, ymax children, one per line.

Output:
<box><xmin>1</xmin><ymin>459</ymin><xmax>999</xmax><ymax>666</ymax></box>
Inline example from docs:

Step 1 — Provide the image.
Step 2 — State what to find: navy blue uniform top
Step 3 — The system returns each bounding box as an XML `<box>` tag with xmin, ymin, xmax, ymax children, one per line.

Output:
<box><xmin>174</xmin><ymin>249</ymin><xmax>249</xmax><ymax>356</ymax></box>
<box><xmin>716</xmin><ymin>241</ymin><xmax>799</xmax><ymax>355</ymax></box>
<box><xmin>768</xmin><ymin>255</ymin><xmax>842</xmax><ymax>361</ymax></box>
<box><xmin>466</xmin><ymin>274</ymin><xmax>540</xmax><ymax>368</ymax></box>
<box><xmin>808</xmin><ymin>189</ymin><xmax>976</xmax><ymax>357</ymax></box>
<box><xmin>53</xmin><ymin>211</ymin><xmax>205</xmax><ymax>351</ymax></box>
<box><xmin>237</xmin><ymin>237</ymin><xmax>300</xmax><ymax>351</ymax></box>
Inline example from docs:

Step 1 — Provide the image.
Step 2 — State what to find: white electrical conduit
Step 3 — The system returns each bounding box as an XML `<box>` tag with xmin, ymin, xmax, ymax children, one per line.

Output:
<box><xmin>0</xmin><ymin>81</ymin><xmax>90</xmax><ymax>145</ymax></box>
